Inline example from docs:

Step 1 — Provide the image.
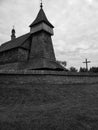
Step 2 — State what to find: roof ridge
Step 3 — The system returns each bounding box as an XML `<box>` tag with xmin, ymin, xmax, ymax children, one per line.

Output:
<box><xmin>1</xmin><ymin>33</ymin><xmax>30</xmax><ymax>46</ymax></box>
<box><xmin>0</xmin><ymin>33</ymin><xmax>30</xmax><ymax>52</ymax></box>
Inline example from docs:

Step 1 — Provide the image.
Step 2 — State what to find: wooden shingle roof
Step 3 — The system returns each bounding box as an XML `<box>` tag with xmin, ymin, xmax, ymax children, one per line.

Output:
<box><xmin>0</xmin><ymin>33</ymin><xmax>30</xmax><ymax>52</ymax></box>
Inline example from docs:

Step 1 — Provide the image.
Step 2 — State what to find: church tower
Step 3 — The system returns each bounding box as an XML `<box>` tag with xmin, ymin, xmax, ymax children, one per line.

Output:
<box><xmin>28</xmin><ymin>2</ymin><xmax>63</xmax><ymax>70</ymax></box>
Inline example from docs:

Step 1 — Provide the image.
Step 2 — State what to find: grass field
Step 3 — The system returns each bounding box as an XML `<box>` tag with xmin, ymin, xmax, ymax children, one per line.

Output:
<box><xmin>0</xmin><ymin>82</ymin><xmax>98</xmax><ymax>129</ymax></box>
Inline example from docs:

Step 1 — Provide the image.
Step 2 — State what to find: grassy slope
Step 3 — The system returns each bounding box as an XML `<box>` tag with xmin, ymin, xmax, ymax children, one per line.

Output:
<box><xmin>0</xmin><ymin>83</ymin><xmax>98</xmax><ymax>129</ymax></box>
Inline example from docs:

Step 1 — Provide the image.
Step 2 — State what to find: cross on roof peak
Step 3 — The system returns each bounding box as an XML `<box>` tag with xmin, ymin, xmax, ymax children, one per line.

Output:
<box><xmin>40</xmin><ymin>0</ymin><xmax>43</xmax><ymax>8</ymax></box>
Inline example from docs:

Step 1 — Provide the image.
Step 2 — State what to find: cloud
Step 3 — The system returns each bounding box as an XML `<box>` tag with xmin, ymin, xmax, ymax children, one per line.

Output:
<box><xmin>86</xmin><ymin>0</ymin><xmax>93</xmax><ymax>4</ymax></box>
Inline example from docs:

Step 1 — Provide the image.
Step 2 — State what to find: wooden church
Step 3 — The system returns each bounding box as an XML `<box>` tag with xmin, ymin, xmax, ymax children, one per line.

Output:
<box><xmin>0</xmin><ymin>3</ymin><xmax>64</xmax><ymax>70</ymax></box>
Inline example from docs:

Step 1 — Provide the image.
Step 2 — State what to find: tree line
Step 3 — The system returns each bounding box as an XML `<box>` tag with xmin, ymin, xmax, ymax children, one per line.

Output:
<box><xmin>68</xmin><ymin>67</ymin><xmax>98</xmax><ymax>73</ymax></box>
<box><xmin>57</xmin><ymin>61</ymin><xmax>98</xmax><ymax>73</ymax></box>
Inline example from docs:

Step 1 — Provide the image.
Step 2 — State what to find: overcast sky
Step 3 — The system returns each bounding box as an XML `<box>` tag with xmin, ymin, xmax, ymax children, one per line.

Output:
<box><xmin>0</xmin><ymin>0</ymin><xmax>98</xmax><ymax>69</ymax></box>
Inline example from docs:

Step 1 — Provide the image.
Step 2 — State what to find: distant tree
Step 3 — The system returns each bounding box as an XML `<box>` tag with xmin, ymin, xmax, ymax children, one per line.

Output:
<box><xmin>61</xmin><ymin>61</ymin><xmax>67</xmax><ymax>67</ymax></box>
<box><xmin>89</xmin><ymin>67</ymin><xmax>98</xmax><ymax>73</ymax></box>
<box><xmin>57</xmin><ymin>61</ymin><xmax>67</xmax><ymax>68</ymax></box>
<box><xmin>69</xmin><ymin>67</ymin><xmax>78</xmax><ymax>72</ymax></box>
<box><xmin>56</xmin><ymin>61</ymin><xmax>69</xmax><ymax>71</ymax></box>
<box><xmin>79</xmin><ymin>67</ymin><xmax>87</xmax><ymax>72</ymax></box>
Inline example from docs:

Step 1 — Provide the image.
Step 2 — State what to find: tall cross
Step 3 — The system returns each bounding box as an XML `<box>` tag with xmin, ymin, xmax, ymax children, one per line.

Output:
<box><xmin>83</xmin><ymin>58</ymin><xmax>91</xmax><ymax>71</ymax></box>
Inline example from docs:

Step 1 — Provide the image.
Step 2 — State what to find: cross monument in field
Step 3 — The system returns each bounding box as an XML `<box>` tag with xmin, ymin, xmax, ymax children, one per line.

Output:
<box><xmin>83</xmin><ymin>59</ymin><xmax>91</xmax><ymax>71</ymax></box>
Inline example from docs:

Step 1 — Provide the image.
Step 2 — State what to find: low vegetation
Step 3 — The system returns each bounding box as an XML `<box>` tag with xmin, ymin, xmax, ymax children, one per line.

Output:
<box><xmin>0</xmin><ymin>82</ymin><xmax>98</xmax><ymax>129</ymax></box>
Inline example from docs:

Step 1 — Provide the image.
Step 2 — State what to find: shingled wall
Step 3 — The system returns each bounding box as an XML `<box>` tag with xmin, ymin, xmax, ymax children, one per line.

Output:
<box><xmin>0</xmin><ymin>70</ymin><xmax>98</xmax><ymax>85</ymax></box>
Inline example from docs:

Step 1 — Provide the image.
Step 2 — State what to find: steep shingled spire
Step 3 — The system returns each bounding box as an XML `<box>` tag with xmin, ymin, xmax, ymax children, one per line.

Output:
<box><xmin>29</xmin><ymin>8</ymin><xmax>54</xmax><ymax>28</ymax></box>
<box><xmin>29</xmin><ymin>1</ymin><xmax>54</xmax><ymax>35</ymax></box>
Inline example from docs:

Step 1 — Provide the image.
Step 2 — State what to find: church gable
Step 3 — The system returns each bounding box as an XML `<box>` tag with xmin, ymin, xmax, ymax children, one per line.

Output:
<box><xmin>0</xmin><ymin>48</ymin><xmax>18</xmax><ymax>64</ymax></box>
